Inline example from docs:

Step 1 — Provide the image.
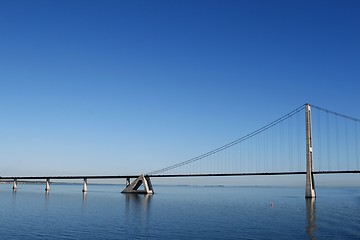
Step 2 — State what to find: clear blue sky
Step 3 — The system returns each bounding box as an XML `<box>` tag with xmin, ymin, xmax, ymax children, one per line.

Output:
<box><xmin>1</xmin><ymin>1</ymin><xmax>360</xmax><ymax>184</ymax></box>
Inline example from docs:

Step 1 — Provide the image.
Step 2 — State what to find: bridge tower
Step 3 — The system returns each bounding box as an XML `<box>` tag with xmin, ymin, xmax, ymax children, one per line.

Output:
<box><xmin>305</xmin><ymin>104</ymin><xmax>316</xmax><ymax>198</ymax></box>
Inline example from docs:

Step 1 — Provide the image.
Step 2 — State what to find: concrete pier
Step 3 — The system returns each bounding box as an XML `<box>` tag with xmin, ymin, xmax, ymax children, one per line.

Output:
<box><xmin>82</xmin><ymin>178</ymin><xmax>88</xmax><ymax>192</ymax></box>
<box><xmin>305</xmin><ymin>104</ymin><xmax>316</xmax><ymax>198</ymax></box>
<box><xmin>122</xmin><ymin>174</ymin><xmax>154</xmax><ymax>194</ymax></box>
<box><xmin>13</xmin><ymin>179</ymin><xmax>17</xmax><ymax>190</ymax></box>
<box><xmin>45</xmin><ymin>178</ymin><xmax>50</xmax><ymax>192</ymax></box>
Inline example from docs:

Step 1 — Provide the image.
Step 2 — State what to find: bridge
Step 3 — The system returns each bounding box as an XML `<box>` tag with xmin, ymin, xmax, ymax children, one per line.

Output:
<box><xmin>2</xmin><ymin>103</ymin><xmax>360</xmax><ymax>197</ymax></box>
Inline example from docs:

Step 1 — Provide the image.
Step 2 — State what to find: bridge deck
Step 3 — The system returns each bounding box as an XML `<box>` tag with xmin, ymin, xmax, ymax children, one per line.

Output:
<box><xmin>149</xmin><ymin>170</ymin><xmax>360</xmax><ymax>178</ymax></box>
<box><xmin>1</xmin><ymin>170</ymin><xmax>359</xmax><ymax>180</ymax></box>
<box><xmin>0</xmin><ymin>175</ymin><xmax>139</xmax><ymax>180</ymax></box>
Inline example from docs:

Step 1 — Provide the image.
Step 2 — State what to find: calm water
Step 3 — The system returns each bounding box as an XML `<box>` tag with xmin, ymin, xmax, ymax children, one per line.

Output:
<box><xmin>0</xmin><ymin>183</ymin><xmax>359</xmax><ymax>239</ymax></box>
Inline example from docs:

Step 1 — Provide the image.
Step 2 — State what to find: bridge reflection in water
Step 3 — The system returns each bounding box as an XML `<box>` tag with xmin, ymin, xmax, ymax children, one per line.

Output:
<box><xmin>125</xmin><ymin>193</ymin><xmax>153</xmax><ymax>230</ymax></box>
<box><xmin>306</xmin><ymin>198</ymin><xmax>317</xmax><ymax>240</ymax></box>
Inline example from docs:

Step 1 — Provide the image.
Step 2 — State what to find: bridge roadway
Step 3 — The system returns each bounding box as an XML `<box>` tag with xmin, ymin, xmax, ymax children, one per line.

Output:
<box><xmin>0</xmin><ymin>175</ymin><xmax>139</xmax><ymax>180</ymax></box>
<box><xmin>1</xmin><ymin>170</ymin><xmax>360</xmax><ymax>180</ymax></box>
<box><xmin>2</xmin><ymin>170</ymin><xmax>359</xmax><ymax>194</ymax></box>
<box><xmin>149</xmin><ymin>170</ymin><xmax>360</xmax><ymax>177</ymax></box>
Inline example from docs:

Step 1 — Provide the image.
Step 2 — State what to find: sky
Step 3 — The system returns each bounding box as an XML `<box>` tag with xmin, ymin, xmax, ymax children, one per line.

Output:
<box><xmin>1</xmin><ymin>1</ymin><xmax>360</xmax><ymax>185</ymax></box>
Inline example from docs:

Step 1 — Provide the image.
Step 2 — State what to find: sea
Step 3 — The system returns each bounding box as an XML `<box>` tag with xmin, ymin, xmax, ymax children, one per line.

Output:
<box><xmin>0</xmin><ymin>183</ymin><xmax>359</xmax><ymax>239</ymax></box>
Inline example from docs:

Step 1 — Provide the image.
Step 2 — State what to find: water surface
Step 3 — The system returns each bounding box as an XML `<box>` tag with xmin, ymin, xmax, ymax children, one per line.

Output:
<box><xmin>0</xmin><ymin>184</ymin><xmax>359</xmax><ymax>239</ymax></box>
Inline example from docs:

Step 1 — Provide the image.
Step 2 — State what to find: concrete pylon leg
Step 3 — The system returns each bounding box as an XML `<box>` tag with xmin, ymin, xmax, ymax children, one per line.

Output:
<box><xmin>305</xmin><ymin>104</ymin><xmax>316</xmax><ymax>198</ymax></box>
<box><xmin>45</xmin><ymin>179</ymin><xmax>50</xmax><ymax>192</ymax></box>
<box><xmin>82</xmin><ymin>178</ymin><xmax>88</xmax><ymax>192</ymax></box>
<box><xmin>13</xmin><ymin>179</ymin><xmax>18</xmax><ymax>190</ymax></box>
<box><xmin>121</xmin><ymin>174</ymin><xmax>154</xmax><ymax>194</ymax></box>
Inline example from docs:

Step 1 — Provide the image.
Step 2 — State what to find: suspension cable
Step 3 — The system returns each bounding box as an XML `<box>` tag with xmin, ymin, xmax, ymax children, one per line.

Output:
<box><xmin>148</xmin><ymin>104</ymin><xmax>305</xmax><ymax>175</ymax></box>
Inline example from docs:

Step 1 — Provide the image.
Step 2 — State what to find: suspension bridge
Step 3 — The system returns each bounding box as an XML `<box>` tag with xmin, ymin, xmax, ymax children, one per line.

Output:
<box><xmin>2</xmin><ymin>103</ymin><xmax>360</xmax><ymax>197</ymax></box>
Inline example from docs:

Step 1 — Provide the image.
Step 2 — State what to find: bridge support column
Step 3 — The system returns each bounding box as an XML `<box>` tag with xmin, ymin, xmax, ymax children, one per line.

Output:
<box><xmin>305</xmin><ymin>104</ymin><xmax>316</xmax><ymax>198</ymax></box>
<box><xmin>13</xmin><ymin>179</ymin><xmax>17</xmax><ymax>190</ymax></box>
<box><xmin>121</xmin><ymin>174</ymin><xmax>154</xmax><ymax>194</ymax></box>
<box><xmin>126</xmin><ymin>177</ymin><xmax>130</xmax><ymax>187</ymax></box>
<box><xmin>82</xmin><ymin>178</ymin><xmax>88</xmax><ymax>192</ymax></box>
<box><xmin>45</xmin><ymin>178</ymin><xmax>50</xmax><ymax>192</ymax></box>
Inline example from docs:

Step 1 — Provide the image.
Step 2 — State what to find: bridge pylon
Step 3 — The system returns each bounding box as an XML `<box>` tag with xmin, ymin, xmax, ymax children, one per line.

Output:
<box><xmin>305</xmin><ymin>104</ymin><xmax>316</xmax><ymax>198</ymax></box>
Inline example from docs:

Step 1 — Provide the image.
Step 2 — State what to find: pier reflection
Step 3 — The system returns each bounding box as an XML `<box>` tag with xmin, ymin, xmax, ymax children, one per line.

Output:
<box><xmin>125</xmin><ymin>194</ymin><xmax>152</xmax><ymax>220</ymax></box>
<box><xmin>12</xmin><ymin>189</ymin><xmax>17</xmax><ymax>203</ymax></box>
<box><xmin>306</xmin><ymin>198</ymin><xmax>317</xmax><ymax>240</ymax></box>
<box><xmin>43</xmin><ymin>190</ymin><xmax>50</xmax><ymax>210</ymax></box>
<box><xmin>82</xmin><ymin>192</ymin><xmax>87</xmax><ymax>207</ymax></box>
<box><xmin>45</xmin><ymin>190</ymin><xmax>50</xmax><ymax>199</ymax></box>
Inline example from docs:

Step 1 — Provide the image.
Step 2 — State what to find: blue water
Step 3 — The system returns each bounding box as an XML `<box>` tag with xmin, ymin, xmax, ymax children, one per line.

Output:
<box><xmin>0</xmin><ymin>184</ymin><xmax>359</xmax><ymax>239</ymax></box>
